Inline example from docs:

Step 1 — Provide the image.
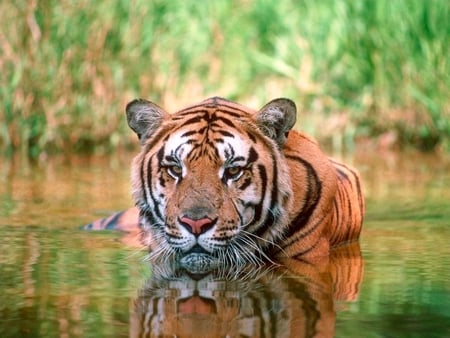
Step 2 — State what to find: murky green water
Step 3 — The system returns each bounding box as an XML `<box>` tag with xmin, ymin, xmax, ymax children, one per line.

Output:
<box><xmin>0</xmin><ymin>151</ymin><xmax>449</xmax><ymax>337</ymax></box>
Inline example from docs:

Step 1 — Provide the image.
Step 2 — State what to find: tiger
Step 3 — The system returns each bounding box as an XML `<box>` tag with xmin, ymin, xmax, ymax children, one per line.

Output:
<box><xmin>130</xmin><ymin>242</ymin><xmax>364</xmax><ymax>338</ymax></box>
<box><xmin>85</xmin><ymin>97</ymin><xmax>364</xmax><ymax>267</ymax></box>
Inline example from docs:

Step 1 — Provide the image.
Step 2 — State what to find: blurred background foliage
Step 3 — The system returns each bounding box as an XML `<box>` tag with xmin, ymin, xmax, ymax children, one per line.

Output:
<box><xmin>1</xmin><ymin>0</ymin><xmax>449</xmax><ymax>158</ymax></box>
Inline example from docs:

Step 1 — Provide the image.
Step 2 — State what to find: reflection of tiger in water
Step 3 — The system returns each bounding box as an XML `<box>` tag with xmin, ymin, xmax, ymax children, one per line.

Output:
<box><xmin>131</xmin><ymin>243</ymin><xmax>364</xmax><ymax>338</ymax></box>
<box><xmin>85</xmin><ymin>97</ymin><xmax>364</xmax><ymax>266</ymax></box>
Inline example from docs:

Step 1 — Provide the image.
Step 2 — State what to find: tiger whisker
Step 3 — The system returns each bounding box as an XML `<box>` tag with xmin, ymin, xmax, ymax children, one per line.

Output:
<box><xmin>240</xmin><ymin>229</ymin><xmax>288</xmax><ymax>258</ymax></box>
<box><xmin>235</xmin><ymin>234</ymin><xmax>280</xmax><ymax>266</ymax></box>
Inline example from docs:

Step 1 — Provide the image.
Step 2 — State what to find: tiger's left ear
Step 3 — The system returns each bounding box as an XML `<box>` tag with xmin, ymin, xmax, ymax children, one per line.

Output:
<box><xmin>126</xmin><ymin>99</ymin><xmax>169</xmax><ymax>145</ymax></box>
<box><xmin>256</xmin><ymin>98</ymin><xmax>297</xmax><ymax>147</ymax></box>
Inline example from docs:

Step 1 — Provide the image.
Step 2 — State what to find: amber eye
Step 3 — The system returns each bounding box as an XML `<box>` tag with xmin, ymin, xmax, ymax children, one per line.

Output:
<box><xmin>167</xmin><ymin>164</ymin><xmax>183</xmax><ymax>179</ymax></box>
<box><xmin>224</xmin><ymin>166</ymin><xmax>243</xmax><ymax>180</ymax></box>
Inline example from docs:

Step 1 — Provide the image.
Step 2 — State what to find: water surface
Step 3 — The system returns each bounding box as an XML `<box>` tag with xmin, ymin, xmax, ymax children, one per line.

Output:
<box><xmin>0</xmin><ymin>150</ymin><xmax>449</xmax><ymax>337</ymax></box>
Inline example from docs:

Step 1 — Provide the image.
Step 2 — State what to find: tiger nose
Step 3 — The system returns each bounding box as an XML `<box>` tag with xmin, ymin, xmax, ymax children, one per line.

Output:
<box><xmin>179</xmin><ymin>216</ymin><xmax>216</xmax><ymax>235</ymax></box>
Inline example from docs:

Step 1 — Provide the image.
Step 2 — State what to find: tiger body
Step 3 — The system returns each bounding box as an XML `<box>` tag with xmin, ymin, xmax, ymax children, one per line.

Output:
<box><xmin>86</xmin><ymin>97</ymin><xmax>364</xmax><ymax>265</ymax></box>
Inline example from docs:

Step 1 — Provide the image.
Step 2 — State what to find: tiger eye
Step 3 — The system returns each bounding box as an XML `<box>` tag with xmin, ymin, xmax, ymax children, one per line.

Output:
<box><xmin>168</xmin><ymin>165</ymin><xmax>182</xmax><ymax>178</ymax></box>
<box><xmin>224</xmin><ymin>166</ymin><xmax>243</xmax><ymax>180</ymax></box>
<box><xmin>227</xmin><ymin>167</ymin><xmax>240</xmax><ymax>176</ymax></box>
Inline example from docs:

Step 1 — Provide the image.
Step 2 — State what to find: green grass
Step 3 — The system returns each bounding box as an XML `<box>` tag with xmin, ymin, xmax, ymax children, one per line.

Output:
<box><xmin>1</xmin><ymin>0</ymin><xmax>449</xmax><ymax>157</ymax></box>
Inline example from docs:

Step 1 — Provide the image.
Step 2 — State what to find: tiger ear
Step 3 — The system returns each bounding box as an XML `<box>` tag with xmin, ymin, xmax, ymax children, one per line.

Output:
<box><xmin>126</xmin><ymin>99</ymin><xmax>168</xmax><ymax>144</ymax></box>
<box><xmin>256</xmin><ymin>98</ymin><xmax>297</xmax><ymax>147</ymax></box>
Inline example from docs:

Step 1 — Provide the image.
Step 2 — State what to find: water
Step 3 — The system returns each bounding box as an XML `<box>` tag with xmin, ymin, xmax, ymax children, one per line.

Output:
<box><xmin>0</xmin><ymin>150</ymin><xmax>449</xmax><ymax>337</ymax></box>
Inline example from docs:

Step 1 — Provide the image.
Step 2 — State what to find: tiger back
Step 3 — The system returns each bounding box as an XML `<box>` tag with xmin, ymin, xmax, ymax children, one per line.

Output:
<box><xmin>84</xmin><ymin>97</ymin><xmax>364</xmax><ymax>264</ymax></box>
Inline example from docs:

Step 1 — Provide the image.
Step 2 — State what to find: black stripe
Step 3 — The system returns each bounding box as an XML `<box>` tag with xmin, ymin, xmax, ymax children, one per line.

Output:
<box><xmin>270</xmin><ymin>154</ymin><xmax>279</xmax><ymax>212</ymax></box>
<box><xmin>216</xmin><ymin>129</ymin><xmax>234</xmax><ymax>138</ymax></box>
<box><xmin>253</xmin><ymin>159</ymin><xmax>279</xmax><ymax>238</ymax></box>
<box><xmin>197</xmin><ymin>126</ymin><xmax>208</xmax><ymax>134</ymax></box>
<box><xmin>215</xmin><ymin>116</ymin><xmax>237</xmax><ymax>129</ymax></box>
<box><xmin>141</xmin><ymin>208</ymin><xmax>158</xmax><ymax>229</ymax></box>
<box><xmin>173</xmin><ymin>142</ymin><xmax>188</xmax><ymax>159</ymax></box>
<box><xmin>354</xmin><ymin>173</ymin><xmax>364</xmax><ymax>222</ymax></box>
<box><xmin>181</xmin><ymin>130</ymin><xmax>198</xmax><ymax>137</ymax></box>
<box><xmin>158</xmin><ymin>159</ymin><xmax>168</xmax><ymax>187</ymax></box>
<box><xmin>157</xmin><ymin>146</ymin><xmax>165</xmax><ymax>162</ymax></box>
<box><xmin>216</xmin><ymin>107</ymin><xmax>248</xmax><ymax>117</ymax></box>
<box><xmin>230</xmin><ymin>156</ymin><xmax>245</xmax><ymax>163</ymax></box>
<box><xmin>330</xmin><ymin>159</ymin><xmax>364</xmax><ymax>221</ymax></box>
<box><xmin>331</xmin><ymin>180</ymin><xmax>345</xmax><ymax>243</ymax></box>
<box><xmin>283</xmin><ymin>156</ymin><xmax>322</xmax><ymax>238</ymax></box>
<box><xmin>286</xmin><ymin>212</ymin><xmax>328</xmax><ymax>245</ymax></box>
<box><xmin>336</xmin><ymin>167</ymin><xmax>348</xmax><ymax>180</ymax></box>
<box><xmin>246</xmin><ymin>130</ymin><xmax>257</xmax><ymax>143</ymax></box>
<box><xmin>272</xmin><ymin>212</ymin><xmax>327</xmax><ymax>255</ymax></box>
<box><xmin>140</xmin><ymin>156</ymin><xmax>149</xmax><ymax>209</ymax></box>
<box><xmin>187</xmin><ymin>144</ymin><xmax>201</xmax><ymax>162</ymax></box>
<box><xmin>105</xmin><ymin>211</ymin><xmax>124</xmax><ymax>230</ymax></box>
<box><xmin>140</xmin><ymin>124</ymin><xmax>172</xmax><ymax>154</ymax></box>
<box><xmin>331</xmin><ymin>199</ymin><xmax>341</xmax><ymax>243</ymax></box>
<box><xmin>181</xmin><ymin>115</ymin><xmax>203</xmax><ymax>126</ymax></box>
<box><xmin>174</xmin><ymin>108</ymin><xmax>209</xmax><ymax>116</ymax></box>
<box><xmin>342</xmin><ymin>179</ymin><xmax>353</xmax><ymax>241</ymax></box>
<box><xmin>147</xmin><ymin>156</ymin><xmax>163</xmax><ymax>221</ymax></box>
<box><xmin>238</xmin><ymin>177</ymin><xmax>252</xmax><ymax>190</ymax></box>
<box><xmin>223</xmin><ymin>143</ymin><xmax>235</xmax><ymax>161</ymax></box>
<box><xmin>292</xmin><ymin>236</ymin><xmax>321</xmax><ymax>258</ymax></box>
<box><xmin>334</xmin><ymin>163</ymin><xmax>364</xmax><ymax>243</ymax></box>
<box><xmin>248</xmin><ymin>164</ymin><xmax>267</xmax><ymax>231</ymax></box>
<box><xmin>248</xmin><ymin>146</ymin><xmax>259</xmax><ymax>164</ymax></box>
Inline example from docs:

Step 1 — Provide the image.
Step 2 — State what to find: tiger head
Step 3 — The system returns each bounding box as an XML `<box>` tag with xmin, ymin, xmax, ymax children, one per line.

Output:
<box><xmin>127</xmin><ymin>97</ymin><xmax>297</xmax><ymax>268</ymax></box>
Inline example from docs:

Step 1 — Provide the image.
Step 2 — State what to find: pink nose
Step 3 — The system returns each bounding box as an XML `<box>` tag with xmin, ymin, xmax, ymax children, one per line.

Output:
<box><xmin>179</xmin><ymin>216</ymin><xmax>216</xmax><ymax>235</ymax></box>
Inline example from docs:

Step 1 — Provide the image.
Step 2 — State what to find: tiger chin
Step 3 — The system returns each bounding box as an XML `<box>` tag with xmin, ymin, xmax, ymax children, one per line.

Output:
<box><xmin>85</xmin><ymin>97</ymin><xmax>365</xmax><ymax>270</ymax></box>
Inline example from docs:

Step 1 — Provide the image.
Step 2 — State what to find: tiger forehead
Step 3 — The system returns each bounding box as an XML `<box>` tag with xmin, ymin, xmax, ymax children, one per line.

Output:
<box><xmin>168</xmin><ymin>103</ymin><xmax>256</xmax><ymax>140</ymax></box>
<box><xmin>159</xmin><ymin>100</ymin><xmax>261</xmax><ymax>164</ymax></box>
<box><xmin>163</xmin><ymin>110</ymin><xmax>254</xmax><ymax>165</ymax></box>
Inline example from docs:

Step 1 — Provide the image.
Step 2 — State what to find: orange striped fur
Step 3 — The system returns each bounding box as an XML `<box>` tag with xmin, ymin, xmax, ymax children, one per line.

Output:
<box><xmin>84</xmin><ymin>97</ymin><xmax>364</xmax><ymax>264</ymax></box>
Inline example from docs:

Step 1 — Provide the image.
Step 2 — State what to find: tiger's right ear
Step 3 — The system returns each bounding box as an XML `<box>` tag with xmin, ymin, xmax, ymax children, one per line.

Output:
<box><xmin>126</xmin><ymin>99</ymin><xmax>169</xmax><ymax>144</ymax></box>
<box><xmin>256</xmin><ymin>98</ymin><xmax>297</xmax><ymax>147</ymax></box>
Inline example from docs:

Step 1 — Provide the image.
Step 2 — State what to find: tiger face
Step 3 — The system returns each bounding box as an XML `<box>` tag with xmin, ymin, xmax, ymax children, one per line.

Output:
<box><xmin>127</xmin><ymin>97</ymin><xmax>297</xmax><ymax>267</ymax></box>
